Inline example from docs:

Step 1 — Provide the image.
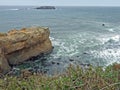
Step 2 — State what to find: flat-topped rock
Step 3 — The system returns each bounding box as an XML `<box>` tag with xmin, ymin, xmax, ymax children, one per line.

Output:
<box><xmin>35</xmin><ymin>6</ymin><xmax>55</xmax><ymax>9</ymax></box>
<box><xmin>0</xmin><ymin>27</ymin><xmax>52</xmax><ymax>74</ymax></box>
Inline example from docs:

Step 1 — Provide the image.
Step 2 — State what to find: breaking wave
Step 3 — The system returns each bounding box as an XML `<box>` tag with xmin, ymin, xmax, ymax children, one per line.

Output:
<box><xmin>89</xmin><ymin>35</ymin><xmax>120</xmax><ymax>66</ymax></box>
<box><xmin>50</xmin><ymin>34</ymin><xmax>120</xmax><ymax>66</ymax></box>
<box><xmin>99</xmin><ymin>35</ymin><xmax>120</xmax><ymax>44</ymax></box>
<box><xmin>50</xmin><ymin>37</ymin><xmax>79</xmax><ymax>58</ymax></box>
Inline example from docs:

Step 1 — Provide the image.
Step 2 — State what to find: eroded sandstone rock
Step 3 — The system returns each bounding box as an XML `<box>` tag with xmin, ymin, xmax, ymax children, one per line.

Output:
<box><xmin>0</xmin><ymin>27</ymin><xmax>52</xmax><ymax>74</ymax></box>
<box><xmin>0</xmin><ymin>48</ymin><xmax>11</xmax><ymax>74</ymax></box>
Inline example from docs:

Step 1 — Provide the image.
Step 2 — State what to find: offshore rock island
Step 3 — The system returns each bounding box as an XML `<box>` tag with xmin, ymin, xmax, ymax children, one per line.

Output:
<box><xmin>35</xmin><ymin>6</ymin><xmax>55</xmax><ymax>9</ymax></box>
<box><xmin>0</xmin><ymin>27</ymin><xmax>52</xmax><ymax>74</ymax></box>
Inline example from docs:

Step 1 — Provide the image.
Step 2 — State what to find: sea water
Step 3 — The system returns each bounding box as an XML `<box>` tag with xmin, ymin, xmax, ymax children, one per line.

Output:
<box><xmin>1</xmin><ymin>6</ymin><xmax>120</xmax><ymax>74</ymax></box>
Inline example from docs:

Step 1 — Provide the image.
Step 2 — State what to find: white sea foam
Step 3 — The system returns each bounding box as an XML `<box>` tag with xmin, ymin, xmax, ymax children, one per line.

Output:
<box><xmin>99</xmin><ymin>35</ymin><xmax>120</xmax><ymax>44</ymax></box>
<box><xmin>107</xmin><ymin>28</ymin><xmax>114</xmax><ymax>32</ymax></box>
<box><xmin>50</xmin><ymin>37</ymin><xmax>62</xmax><ymax>46</ymax></box>
<box><xmin>111</xmin><ymin>35</ymin><xmax>120</xmax><ymax>42</ymax></box>
<box><xmin>94</xmin><ymin>34</ymin><xmax>120</xmax><ymax>65</ymax></box>
<box><xmin>90</xmin><ymin>47</ymin><xmax>120</xmax><ymax>66</ymax></box>
<box><xmin>50</xmin><ymin>37</ymin><xmax>79</xmax><ymax>58</ymax></box>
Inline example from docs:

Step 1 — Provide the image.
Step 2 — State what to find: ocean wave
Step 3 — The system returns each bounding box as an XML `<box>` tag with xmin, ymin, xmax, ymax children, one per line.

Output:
<box><xmin>50</xmin><ymin>33</ymin><xmax>120</xmax><ymax>67</ymax></box>
<box><xmin>90</xmin><ymin>48</ymin><xmax>120</xmax><ymax>66</ymax></box>
<box><xmin>50</xmin><ymin>37</ymin><xmax>79</xmax><ymax>58</ymax></box>
<box><xmin>99</xmin><ymin>35</ymin><xmax>120</xmax><ymax>44</ymax></box>
<box><xmin>89</xmin><ymin>34</ymin><xmax>120</xmax><ymax>66</ymax></box>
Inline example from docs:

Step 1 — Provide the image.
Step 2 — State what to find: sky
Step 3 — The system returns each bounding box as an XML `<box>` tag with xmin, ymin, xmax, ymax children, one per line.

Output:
<box><xmin>0</xmin><ymin>0</ymin><xmax>120</xmax><ymax>6</ymax></box>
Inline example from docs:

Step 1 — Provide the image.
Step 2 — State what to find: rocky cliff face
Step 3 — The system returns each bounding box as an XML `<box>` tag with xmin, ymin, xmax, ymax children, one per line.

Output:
<box><xmin>0</xmin><ymin>27</ymin><xmax>52</xmax><ymax>74</ymax></box>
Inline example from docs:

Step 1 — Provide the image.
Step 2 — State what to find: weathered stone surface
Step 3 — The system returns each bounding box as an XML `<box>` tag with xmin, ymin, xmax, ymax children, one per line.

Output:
<box><xmin>0</xmin><ymin>48</ymin><xmax>11</xmax><ymax>74</ymax></box>
<box><xmin>0</xmin><ymin>27</ymin><xmax>52</xmax><ymax>73</ymax></box>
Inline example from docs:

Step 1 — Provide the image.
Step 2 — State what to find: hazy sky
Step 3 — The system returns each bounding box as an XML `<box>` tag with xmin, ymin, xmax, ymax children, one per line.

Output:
<box><xmin>0</xmin><ymin>0</ymin><xmax>120</xmax><ymax>6</ymax></box>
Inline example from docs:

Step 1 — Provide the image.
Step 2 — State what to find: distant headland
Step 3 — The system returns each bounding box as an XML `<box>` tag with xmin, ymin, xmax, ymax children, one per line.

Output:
<box><xmin>35</xmin><ymin>6</ymin><xmax>55</xmax><ymax>9</ymax></box>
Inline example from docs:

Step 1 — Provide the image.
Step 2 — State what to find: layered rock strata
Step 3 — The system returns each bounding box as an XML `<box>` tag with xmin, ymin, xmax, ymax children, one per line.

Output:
<box><xmin>0</xmin><ymin>27</ymin><xmax>52</xmax><ymax>74</ymax></box>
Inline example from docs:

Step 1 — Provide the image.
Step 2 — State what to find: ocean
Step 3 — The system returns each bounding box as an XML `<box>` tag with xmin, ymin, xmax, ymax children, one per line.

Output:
<box><xmin>1</xmin><ymin>6</ymin><xmax>120</xmax><ymax>75</ymax></box>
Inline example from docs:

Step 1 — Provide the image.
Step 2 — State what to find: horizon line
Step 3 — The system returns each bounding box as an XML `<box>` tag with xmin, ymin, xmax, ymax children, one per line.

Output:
<box><xmin>0</xmin><ymin>5</ymin><xmax>120</xmax><ymax>7</ymax></box>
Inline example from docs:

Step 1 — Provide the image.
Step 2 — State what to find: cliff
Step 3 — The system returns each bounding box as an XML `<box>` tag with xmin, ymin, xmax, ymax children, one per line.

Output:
<box><xmin>0</xmin><ymin>27</ymin><xmax>52</xmax><ymax>74</ymax></box>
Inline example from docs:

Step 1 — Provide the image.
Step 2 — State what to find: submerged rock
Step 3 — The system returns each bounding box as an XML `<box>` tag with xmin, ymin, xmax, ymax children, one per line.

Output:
<box><xmin>0</xmin><ymin>27</ymin><xmax>52</xmax><ymax>74</ymax></box>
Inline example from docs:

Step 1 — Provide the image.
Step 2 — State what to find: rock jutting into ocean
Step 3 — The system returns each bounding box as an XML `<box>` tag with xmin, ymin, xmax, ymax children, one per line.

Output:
<box><xmin>0</xmin><ymin>27</ymin><xmax>53</xmax><ymax>74</ymax></box>
<box><xmin>35</xmin><ymin>6</ymin><xmax>55</xmax><ymax>9</ymax></box>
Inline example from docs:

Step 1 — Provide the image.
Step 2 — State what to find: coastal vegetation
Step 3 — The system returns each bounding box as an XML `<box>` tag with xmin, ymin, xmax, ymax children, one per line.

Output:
<box><xmin>0</xmin><ymin>64</ymin><xmax>120</xmax><ymax>90</ymax></box>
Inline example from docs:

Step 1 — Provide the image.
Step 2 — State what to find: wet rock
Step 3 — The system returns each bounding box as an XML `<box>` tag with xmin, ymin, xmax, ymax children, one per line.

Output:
<box><xmin>51</xmin><ymin>61</ymin><xmax>55</xmax><ymax>64</ymax></box>
<box><xmin>86</xmin><ymin>64</ymin><xmax>90</xmax><ymax>66</ymax></box>
<box><xmin>69</xmin><ymin>59</ymin><xmax>74</xmax><ymax>62</ymax></box>
<box><xmin>33</xmin><ymin>66</ymin><xmax>39</xmax><ymax>70</ymax></box>
<box><xmin>52</xmin><ymin>46</ymin><xmax>54</xmax><ymax>49</ymax></box>
<box><xmin>83</xmin><ymin>52</ymin><xmax>89</xmax><ymax>55</ymax></box>
<box><xmin>42</xmin><ymin>62</ymin><xmax>51</xmax><ymax>67</ymax></box>
<box><xmin>57</xmin><ymin>62</ymin><xmax>60</xmax><ymax>65</ymax></box>
<box><xmin>27</xmin><ymin>68</ymin><xmax>34</xmax><ymax>72</ymax></box>
<box><xmin>102</xmin><ymin>23</ymin><xmax>105</xmax><ymax>26</ymax></box>
<box><xmin>43</xmin><ymin>70</ymin><xmax>47</xmax><ymax>74</ymax></box>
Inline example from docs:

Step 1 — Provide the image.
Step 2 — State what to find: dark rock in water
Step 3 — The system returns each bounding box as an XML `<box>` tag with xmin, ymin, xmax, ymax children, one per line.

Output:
<box><xmin>43</xmin><ymin>70</ymin><xmax>47</xmax><ymax>74</ymax></box>
<box><xmin>43</xmin><ymin>62</ymin><xmax>51</xmax><ymax>67</ymax></box>
<box><xmin>102</xmin><ymin>24</ymin><xmax>105</xmax><ymax>26</ymax></box>
<box><xmin>52</xmin><ymin>46</ymin><xmax>54</xmax><ymax>49</ymax></box>
<box><xmin>51</xmin><ymin>61</ymin><xmax>55</xmax><ymax>64</ymax></box>
<box><xmin>57</xmin><ymin>62</ymin><xmax>60</xmax><ymax>65</ymax></box>
<box><xmin>33</xmin><ymin>66</ymin><xmax>40</xmax><ymax>70</ymax></box>
<box><xmin>35</xmin><ymin>6</ymin><xmax>55</xmax><ymax>9</ymax></box>
<box><xmin>27</xmin><ymin>68</ymin><xmax>34</xmax><ymax>72</ymax></box>
<box><xmin>83</xmin><ymin>52</ymin><xmax>89</xmax><ymax>55</ymax></box>
<box><xmin>28</xmin><ymin>53</ymin><xmax>45</xmax><ymax>61</ymax></box>
<box><xmin>80</xmin><ymin>63</ymin><xmax>91</xmax><ymax>67</ymax></box>
<box><xmin>69</xmin><ymin>59</ymin><xmax>74</xmax><ymax>62</ymax></box>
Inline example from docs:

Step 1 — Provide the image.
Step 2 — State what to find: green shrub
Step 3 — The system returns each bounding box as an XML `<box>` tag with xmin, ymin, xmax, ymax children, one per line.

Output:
<box><xmin>0</xmin><ymin>64</ymin><xmax>120</xmax><ymax>90</ymax></box>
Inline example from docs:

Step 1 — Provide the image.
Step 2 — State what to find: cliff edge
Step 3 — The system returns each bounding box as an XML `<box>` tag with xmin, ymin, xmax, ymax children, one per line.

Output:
<box><xmin>0</xmin><ymin>27</ymin><xmax>52</xmax><ymax>74</ymax></box>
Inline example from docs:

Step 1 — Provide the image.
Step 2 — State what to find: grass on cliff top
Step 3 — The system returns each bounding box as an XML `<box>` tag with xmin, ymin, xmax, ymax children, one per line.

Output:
<box><xmin>0</xmin><ymin>64</ymin><xmax>120</xmax><ymax>90</ymax></box>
